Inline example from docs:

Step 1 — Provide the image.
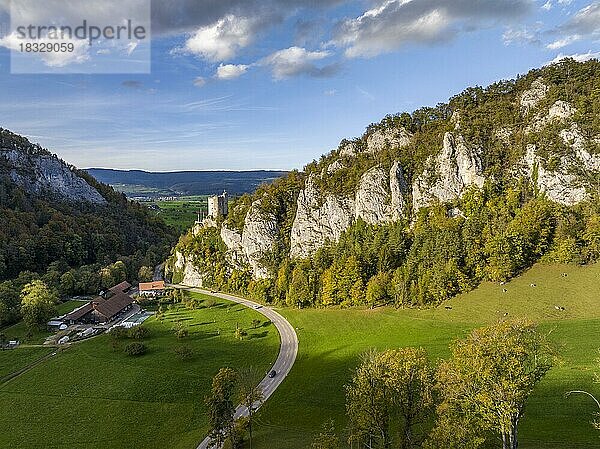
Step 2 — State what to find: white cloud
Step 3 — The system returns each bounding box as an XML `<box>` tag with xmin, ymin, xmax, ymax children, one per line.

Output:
<box><xmin>502</xmin><ymin>24</ymin><xmax>541</xmax><ymax>45</ymax></box>
<box><xmin>546</xmin><ymin>34</ymin><xmax>580</xmax><ymax>49</ymax></box>
<box><xmin>260</xmin><ymin>46</ymin><xmax>336</xmax><ymax>79</ymax></box>
<box><xmin>324</xmin><ymin>89</ymin><xmax>337</xmax><ymax>96</ymax></box>
<box><xmin>333</xmin><ymin>0</ymin><xmax>535</xmax><ymax>58</ymax></box>
<box><xmin>547</xmin><ymin>50</ymin><xmax>600</xmax><ymax>65</ymax></box>
<box><xmin>557</xmin><ymin>2</ymin><xmax>600</xmax><ymax>37</ymax></box>
<box><xmin>183</xmin><ymin>15</ymin><xmax>260</xmax><ymax>62</ymax></box>
<box><xmin>193</xmin><ymin>76</ymin><xmax>207</xmax><ymax>87</ymax></box>
<box><xmin>215</xmin><ymin>63</ymin><xmax>249</xmax><ymax>80</ymax></box>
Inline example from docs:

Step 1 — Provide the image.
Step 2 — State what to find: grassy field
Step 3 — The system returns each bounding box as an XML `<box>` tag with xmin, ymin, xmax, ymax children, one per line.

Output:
<box><xmin>253</xmin><ymin>263</ymin><xmax>600</xmax><ymax>449</ymax></box>
<box><xmin>0</xmin><ymin>294</ymin><xmax>279</xmax><ymax>449</ymax></box>
<box><xmin>1</xmin><ymin>264</ymin><xmax>599</xmax><ymax>449</ymax></box>
<box><xmin>152</xmin><ymin>196</ymin><xmax>208</xmax><ymax>232</ymax></box>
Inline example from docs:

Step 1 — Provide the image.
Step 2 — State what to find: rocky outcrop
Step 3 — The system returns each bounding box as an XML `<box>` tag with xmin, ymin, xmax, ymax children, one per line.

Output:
<box><xmin>560</xmin><ymin>124</ymin><xmax>600</xmax><ymax>172</ymax></box>
<box><xmin>520</xmin><ymin>79</ymin><xmax>548</xmax><ymax>113</ymax></box>
<box><xmin>173</xmin><ymin>251</ymin><xmax>204</xmax><ymax>287</ymax></box>
<box><xmin>521</xmin><ymin>145</ymin><xmax>587</xmax><ymax>206</ymax></box>
<box><xmin>412</xmin><ymin>132</ymin><xmax>485</xmax><ymax>210</ymax></box>
<box><xmin>390</xmin><ymin>161</ymin><xmax>409</xmax><ymax>220</ymax></box>
<box><xmin>365</xmin><ymin>127</ymin><xmax>411</xmax><ymax>154</ymax></box>
<box><xmin>1</xmin><ymin>148</ymin><xmax>106</xmax><ymax>204</ymax></box>
<box><xmin>241</xmin><ymin>201</ymin><xmax>278</xmax><ymax>279</ymax></box>
<box><xmin>354</xmin><ymin>166</ymin><xmax>391</xmax><ymax>224</ymax></box>
<box><xmin>291</xmin><ymin>162</ymin><xmax>410</xmax><ymax>258</ymax></box>
<box><xmin>290</xmin><ymin>176</ymin><xmax>355</xmax><ymax>258</ymax></box>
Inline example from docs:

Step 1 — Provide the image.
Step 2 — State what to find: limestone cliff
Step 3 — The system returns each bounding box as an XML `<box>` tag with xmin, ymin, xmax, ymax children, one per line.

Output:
<box><xmin>1</xmin><ymin>148</ymin><xmax>106</xmax><ymax>204</ymax></box>
<box><xmin>412</xmin><ymin>132</ymin><xmax>485</xmax><ymax>210</ymax></box>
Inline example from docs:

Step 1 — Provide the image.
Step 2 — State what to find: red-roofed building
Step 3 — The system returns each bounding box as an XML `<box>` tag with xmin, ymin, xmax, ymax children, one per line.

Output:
<box><xmin>139</xmin><ymin>280</ymin><xmax>165</xmax><ymax>297</ymax></box>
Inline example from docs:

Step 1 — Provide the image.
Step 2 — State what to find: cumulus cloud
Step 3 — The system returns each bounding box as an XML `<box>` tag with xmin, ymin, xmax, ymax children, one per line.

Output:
<box><xmin>332</xmin><ymin>0</ymin><xmax>535</xmax><ymax>58</ymax></box>
<box><xmin>215</xmin><ymin>63</ymin><xmax>249</xmax><ymax>80</ymax></box>
<box><xmin>259</xmin><ymin>46</ymin><xmax>338</xmax><ymax>79</ymax></box>
<box><xmin>183</xmin><ymin>15</ymin><xmax>264</xmax><ymax>62</ymax></box>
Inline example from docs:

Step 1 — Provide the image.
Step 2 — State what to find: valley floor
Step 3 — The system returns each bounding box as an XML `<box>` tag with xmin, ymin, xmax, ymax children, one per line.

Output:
<box><xmin>0</xmin><ymin>263</ymin><xmax>598</xmax><ymax>448</ymax></box>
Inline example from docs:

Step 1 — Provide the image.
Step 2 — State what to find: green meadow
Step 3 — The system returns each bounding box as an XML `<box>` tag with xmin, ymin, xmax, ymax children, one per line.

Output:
<box><xmin>0</xmin><ymin>264</ymin><xmax>599</xmax><ymax>448</ymax></box>
<box><xmin>253</xmin><ymin>263</ymin><xmax>600</xmax><ymax>449</ymax></box>
<box><xmin>0</xmin><ymin>295</ymin><xmax>279</xmax><ymax>449</ymax></box>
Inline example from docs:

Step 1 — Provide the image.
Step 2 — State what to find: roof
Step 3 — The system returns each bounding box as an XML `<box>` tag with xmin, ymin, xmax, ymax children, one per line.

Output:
<box><xmin>109</xmin><ymin>281</ymin><xmax>131</xmax><ymax>293</ymax></box>
<box><xmin>63</xmin><ymin>302</ymin><xmax>94</xmax><ymax>321</ymax></box>
<box><xmin>139</xmin><ymin>281</ymin><xmax>165</xmax><ymax>291</ymax></box>
<box><xmin>93</xmin><ymin>291</ymin><xmax>133</xmax><ymax>319</ymax></box>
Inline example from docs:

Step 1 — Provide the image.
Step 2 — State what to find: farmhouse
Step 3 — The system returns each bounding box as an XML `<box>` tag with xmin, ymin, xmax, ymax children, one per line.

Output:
<box><xmin>139</xmin><ymin>280</ymin><xmax>165</xmax><ymax>297</ymax></box>
<box><xmin>63</xmin><ymin>282</ymin><xmax>134</xmax><ymax>325</ymax></box>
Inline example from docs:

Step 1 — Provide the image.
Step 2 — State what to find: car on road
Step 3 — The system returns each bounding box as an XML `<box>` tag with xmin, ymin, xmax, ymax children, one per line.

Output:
<box><xmin>253</xmin><ymin>305</ymin><xmax>262</xmax><ymax>310</ymax></box>
<box><xmin>210</xmin><ymin>290</ymin><xmax>217</xmax><ymax>293</ymax></box>
<box><xmin>268</xmin><ymin>369</ymin><xmax>276</xmax><ymax>378</ymax></box>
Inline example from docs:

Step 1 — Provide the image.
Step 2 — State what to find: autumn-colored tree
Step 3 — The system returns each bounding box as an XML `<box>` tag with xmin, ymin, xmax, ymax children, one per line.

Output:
<box><xmin>432</xmin><ymin>320</ymin><xmax>552</xmax><ymax>449</ymax></box>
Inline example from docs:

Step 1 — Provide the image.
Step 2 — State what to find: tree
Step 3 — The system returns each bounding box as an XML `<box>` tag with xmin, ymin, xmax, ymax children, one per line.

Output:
<box><xmin>433</xmin><ymin>320</ymin><xmax>552</xmax><ymax>449</ymax></box>
<box><xmin>138</xmin><ymin>265</ymin><xmax>153</xmax><ymax>282</ymax></box>
<box><xmin>311</xmin><ymin>420</ymin><xmax>340</xmax><ymax>449</ymax></box>
<box><xmin>287</xmin><ymin>264</ymin><xmax>310</xmax><ymax>308</ymax></box>
<box><xmin>346</xmin><ymin>348</ymin><xmax>435</xmax><ymax>449</ymax></box>
<box><xmin>251</xmin><ymin>319</ymin><xmax>261</xmax><ymax>329</ymax></box>
<box><xmin>20</xmin><ymin>280</ymin><xmax>58</xmax><ymax>330</ymax></box>
<box><xmin>237</xmin><ymin>367</ymin><xmax>264</xmax><ymax>449</ymax></box>
<box><xmin>365</xmin><ymin>272</ymin><xmax>391</xmax><ymax>309</ymax></box>
<box><xmin>206</xmin><ymin>367</ymin><xmax>238</xmax><ymax>448</ymax></box>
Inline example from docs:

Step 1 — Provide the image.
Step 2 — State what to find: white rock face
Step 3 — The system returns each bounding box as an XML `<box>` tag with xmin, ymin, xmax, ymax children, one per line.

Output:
<box><xmin>355</xmin><ymin>166</ymin><xmax>391</xmax><ymax>224</ymax></box>
<box><xmin>390</xmin><ymin>161</ymin><xmax>409</xmax><ymax>220</ymax></box>
<box><xmin>412</xmin><ymin>132</ymin><xmax>485</xmax><ymax>210</ymax></box>
<box><xmin>290</xmin><ymin>163</ymin><xmax>410</xmax><ymax>258</ymax></box>
<box><xmin>339</xmin><ymin>141</ymin><xmax>359</xmax><ymax>157</ymax></box>
<box><xmin>560</xmin><ymin>124</ymin><xmax>600</xmax><ymax>171</ymax></box>
<box><xmin>220</xmin><ymin>225</ymin><xmax>246</xmax><ymax>267</ymax></box>
<box><xmin>1</xmin><ymin>149</ymin><xmax>106</xmax><ymax>204</ymax></box>
<box><xmin>365</xmin><ymin>127</ymin><xmax>411</xmax><ymax>154</ymax></box>
<box><xmin>241</xmin><ymin>201</ymin><xmax>278</xmax><ymax>279</ymax></box>
<box><xmin>173</xmin><ymin>251</ymin><xmax>204</xmax><ymax>287</ymax></box>
<box><xmin>521</xmin><ymin>145</ymin><xmax>587</xmax><ymax>206</ymax></box>
<box><xmin>290</xmin><ymin>175</ymin><xmax>355</xmax><ymax>258</ymax></box>
<box><xmin>549</xmin><ymin>100</ymin><xmax>576</xmax><ymax>121</ymax></box>
<box><xmin>326</xmin><ymin>160</ymin><xmax>344</xmax><ymax>174</ymax></box>
<box><xmin>520</xmin><ymin>79</ymin><xmax>548</xmax><ymax>113</ymax></box>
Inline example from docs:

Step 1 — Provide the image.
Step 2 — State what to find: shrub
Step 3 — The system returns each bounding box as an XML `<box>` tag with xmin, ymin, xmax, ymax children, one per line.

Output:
<box><xmin>128</xmin><ymin>326</ymin><xmax>149</xmax><ymax>340</ymax></box>
<box><xmin>109</xmin><ymin>326</ymin><xmax>129</xmax><ymax>340</ymax></box>
<box><xmin>176</xmin><ymin>328</ymin><xmax>189</xmax><ymax>339</ymax></box>
<box><xmin>124</xmin><ymin>342</ymin><xmax>147</xmax><ymax>356</ymax></box>
<box><xmin>174</xmin><ymin>345</ymin><xmax>193</xmax><ymax>360</ymax></box>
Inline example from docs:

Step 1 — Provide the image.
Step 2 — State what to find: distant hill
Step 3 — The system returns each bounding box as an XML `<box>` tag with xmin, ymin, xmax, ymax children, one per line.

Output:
<box><xmin>86</xmin><ymin>168</ymin><xmax>289</xmax><ymax>197</ymax></box>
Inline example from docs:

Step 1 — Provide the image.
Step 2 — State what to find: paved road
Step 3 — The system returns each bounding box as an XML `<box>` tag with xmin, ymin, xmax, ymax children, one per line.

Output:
<box><xmin>168</xmin><ymin>285</ymin><xmax>298</xmax><ymax>449</ymax></box>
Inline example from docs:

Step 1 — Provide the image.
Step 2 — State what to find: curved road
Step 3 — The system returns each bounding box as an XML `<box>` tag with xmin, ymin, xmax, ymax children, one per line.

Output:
<box><xmin>168</xmin><ymin>284</ymin><xmax>298</xmax><ymax>449</ymax></box>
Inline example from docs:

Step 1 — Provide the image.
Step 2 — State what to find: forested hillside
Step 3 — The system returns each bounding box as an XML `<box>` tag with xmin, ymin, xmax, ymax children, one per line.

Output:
<box><xmin>169</xmin><ymin>59</ymin><xmax>600</xmax><ymax>308</ymax></box>
<box><xmin>0</xmin><ymin>129</ymin><xmax>177</xmax><ymax>326</ymax></box>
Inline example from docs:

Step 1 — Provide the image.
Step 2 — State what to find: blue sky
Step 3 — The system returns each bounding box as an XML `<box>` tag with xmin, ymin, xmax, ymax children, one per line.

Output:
<box><xmin>0</xmin><ymin>0</ymin><xmax>598</xmax><ymax>171</ymax></box>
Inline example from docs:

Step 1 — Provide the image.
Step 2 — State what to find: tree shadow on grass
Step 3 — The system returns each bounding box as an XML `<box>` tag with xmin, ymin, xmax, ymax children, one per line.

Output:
<box><xmin>248</xmin><ymin>331</ymin><xmax>269</xmax><ymax>339</ymax></box>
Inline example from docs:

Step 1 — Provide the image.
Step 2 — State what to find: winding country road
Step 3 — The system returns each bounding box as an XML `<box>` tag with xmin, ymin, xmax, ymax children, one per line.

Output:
<box><xmin>168</xmin><ymin>285</ymin><xmax>298</xmax><ymax>449</ymax></box>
